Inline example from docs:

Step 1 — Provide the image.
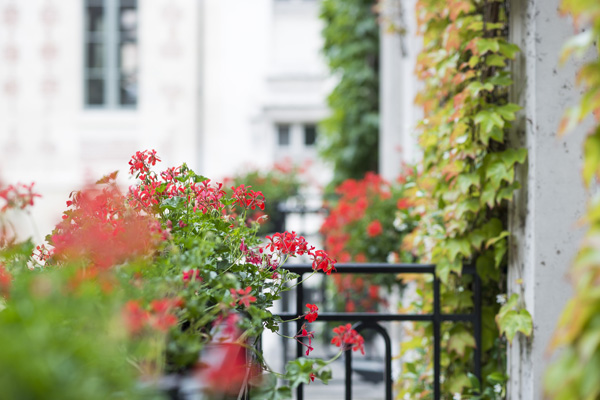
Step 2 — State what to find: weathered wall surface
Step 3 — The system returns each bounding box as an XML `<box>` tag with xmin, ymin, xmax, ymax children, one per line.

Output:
<box><xmin>507</xmin><ymin>0</ymin><xmax>589</xmax><ymax>397</ymax></box>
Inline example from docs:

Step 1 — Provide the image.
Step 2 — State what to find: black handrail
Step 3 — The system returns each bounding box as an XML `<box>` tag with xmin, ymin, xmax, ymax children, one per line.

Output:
<box><xmin>275</xmin><ymin>262</ymin><xmax>482</xmax><ymax>400</ymax></box>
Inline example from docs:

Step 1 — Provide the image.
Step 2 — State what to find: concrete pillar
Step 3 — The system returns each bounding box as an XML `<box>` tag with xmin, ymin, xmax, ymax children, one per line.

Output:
<box><xmin>507</xmin><ymin>0</ymin><xmax>589</xmax><ymax>398</ymax></box>
<box><xmin>379</xmin><ymin>0</ymin><xmax>421</xmax><ymax>181</ymax></box>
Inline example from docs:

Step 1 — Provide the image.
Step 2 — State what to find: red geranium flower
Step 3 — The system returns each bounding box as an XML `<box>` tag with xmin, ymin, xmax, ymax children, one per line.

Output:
<box><xmin>305</xmin><ymin>303</ymin><xmax>319</xmax><ymax>323</ymax></box>
<box><xmin>366</xmin><ymin>220</ymin><xmax>383</xmax><ymax>237</ymax></box>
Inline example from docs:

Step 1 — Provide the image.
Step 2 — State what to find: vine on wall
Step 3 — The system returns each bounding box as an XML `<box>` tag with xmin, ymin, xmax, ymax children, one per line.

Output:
<box><xmin>319</xmin><ymin>0</ymin><xmax>380</xmax><ymax>188</ymax></box>
<box><xmin>401</xmin><ymin>0</ymin><xmax>531</xmax><ymax>397</ymax></box>
<box><xmin>546</xmin><ymin>2</ymin><xmax>600</xmax><ymax>399</ymax></box>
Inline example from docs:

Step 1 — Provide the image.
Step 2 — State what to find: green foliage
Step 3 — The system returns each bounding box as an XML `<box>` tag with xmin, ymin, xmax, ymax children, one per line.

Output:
<box><xmin>400</xmin><ymin>0</ymin><xmax>530</xmax><ymax>397</ymax></box>
<box><xmin>546</xmin><ymin>2</ymin><xmax>600</xmax><ymax>399</ymax></box>
<box><xmin>0</xmin><ymin>249</ymin><xmax>164</xmax><ymax>400</ymax></box>
<box><xmin>319</xmin><ymin>0</ymin><xmax>380</xmax><ymax>187</ymax></box>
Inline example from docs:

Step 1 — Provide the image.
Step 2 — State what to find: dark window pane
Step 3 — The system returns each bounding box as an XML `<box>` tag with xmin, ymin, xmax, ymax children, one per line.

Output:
<box><xmin>120</xmin><ymin>0</ymin><xmax>137</xmax><ymax>7</ymax></box>
<box><xmin>277</xmin><ymin>125</ymin><xmax>291</xmax><ymax>146</ymax></box>
<box><xmin>86</xmin><ymin>0</ymin><xmax>104</xmax><ymax>7</ymax></box>
<box><xmin>86</xmin><ymin>6</ymin><xmax>104</xmax><ymax>32</ymax></box>
<box><xmin>120</xmin><ymin>75</ymin><xmax>137</xmax><ymax>105</ymax></box>
<box><xmin>304</xmin><ymin>124</ymin><xmax>317</xmax><ymax>145</ymax></box>
<box><xmin>87</xmin><ymin>79</ymin><xmax>105</xmax><ymax>105</ymax></box>
<box><xmin>86</xmin><ymin>43</ymin><xmax>104</xmax><ymax>68</ymax></box>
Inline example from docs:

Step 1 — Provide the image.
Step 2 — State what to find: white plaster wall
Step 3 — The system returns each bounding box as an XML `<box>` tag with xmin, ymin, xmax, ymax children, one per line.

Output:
<box><xmin>0</xmin><ymin>0</ymin><xmax>202</xmax><ymax>240</ymax></box>
<box><xmin>379</xmin><ymin>0</ymin><xmax>421</xmax><ymax>182</ymax></box>
<box><xmin>507</xmin><ymin>0</ymin><xmax>590</xmax><ymax>398</ymax></box>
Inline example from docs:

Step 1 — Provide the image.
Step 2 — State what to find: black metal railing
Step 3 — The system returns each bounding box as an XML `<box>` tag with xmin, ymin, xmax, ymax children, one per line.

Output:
<box><xmin>275</xmin><ymin>263</ymin><xmax>482</xmax><ymax>400</ymax></box>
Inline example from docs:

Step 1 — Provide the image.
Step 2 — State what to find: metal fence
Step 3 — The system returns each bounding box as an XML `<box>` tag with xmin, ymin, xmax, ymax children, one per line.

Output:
<box><xmin>275</xmin><ymin>263</ymin><xmax>482</xmax><ymax>400</ymax></box>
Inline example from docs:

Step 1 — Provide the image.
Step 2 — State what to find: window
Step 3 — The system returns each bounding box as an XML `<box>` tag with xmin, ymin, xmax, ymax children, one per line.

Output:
<box><xmin>277</xmin><ymin>124</ymin><xmax>291</xmax><ymax>146</ymax></box>
<box><xmin>84</xmin><ymin>0</ymin><xmax>138</xmax><ymax>108</ymax></box>
<box><xmin>304</xmin><ymin>124</ymin><xmax>317</xmax><ymax>146</ymax></box>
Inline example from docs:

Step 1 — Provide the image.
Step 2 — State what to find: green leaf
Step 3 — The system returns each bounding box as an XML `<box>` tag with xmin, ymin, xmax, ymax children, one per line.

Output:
<box><xmin>496</xmin><ymin>181</ymin><xmax>521</xmax><ymax>203</ymax></box>
<box><xmin>446</xmin><ymin>238</ymin><xmax>472</xmax><ymax>261</ymax></box>
<box><xmin>486</xmin><ymin>54</ymin><xmax>506</xmax><ymax>67</ymax></box>
<box><xmin>436</xmin><ymin>258</ymin><xmax>462</xmax><ymax>284</ymax></box>
<box><xmin>476</xmin><ymin>38</ymin><xmax>500</xmax><ymax>54</ymax></box>
<box><xmin>476</xmin><ymin>252</ymin><xmax>500</xmax><ymax>283</ymax></box>
<box><xmin>495</xmin><ymin>103</ymin><xmax>522</xmax><ymax>121</ymax></box>
<box><xmin>448</xmin><ymin>326</ymin><xmax>476</xmax><ymax>356</ymax></box>
<box><xmin>474</xmin><ymin>110</ymin><xmax>505</xmax><ymax>137</ymax></box>
<box><xmin>498</xmin><ymin>41</ymin><xmax>520</xmax><ymax>59</ymax></box>
<box><xmin>496</xmin><ymin>294</ymin><xmax>533</xmax><ymax>343</ymax></box>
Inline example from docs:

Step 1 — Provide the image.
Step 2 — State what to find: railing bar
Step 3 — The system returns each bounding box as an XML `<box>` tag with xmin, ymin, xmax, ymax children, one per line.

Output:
<box><xmin>296</xmin><ymin>276</ymin><xmax>304</xmax><ymax>400</ymax></box>
<box><xmin>433</xmin><ymin>273</ymin><xmax>441</xmax><ymax>400</ymax></box>
<box><xmin>279</xmin><ymin>263</ymin><xmax>476</xmax><ymax>275</ymax></box>
<box><xmin>275</xmin><ymin>313</ymin><xmax>475</xmax><ymax>322</ymax></box>
<box><xmin>345</xmin><ymin>347</ymin><xmax>352</xmax><ymax>400</ymax></box>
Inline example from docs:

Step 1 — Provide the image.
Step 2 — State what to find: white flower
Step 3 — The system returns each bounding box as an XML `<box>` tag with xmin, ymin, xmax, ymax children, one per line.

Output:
<box><xmin>496</xmin><ymin>294</ymin><xmax>507</xmax><ymax>305</ymax></box>
<box><xmin>494</xmin><ymin>384</ymin><xmax>502</xmax><ymax>393</ymax></box>
<box><xmin>453</xmin><ymin>393</ymin><xmax>461</xmax><ymax>400</ymax></box>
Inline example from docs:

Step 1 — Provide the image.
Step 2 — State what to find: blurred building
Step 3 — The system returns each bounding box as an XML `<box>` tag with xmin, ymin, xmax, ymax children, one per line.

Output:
<box><xmin>0</xmin><ymin>0</ymin><xmax>331</xmax><ymax>239</ymax></box>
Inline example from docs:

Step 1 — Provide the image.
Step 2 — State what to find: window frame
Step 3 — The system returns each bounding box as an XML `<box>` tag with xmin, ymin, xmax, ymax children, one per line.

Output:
<box><xmin>83</xmin><ymin>0</ymin><xmax>138</xmax><ymax>110</ymax></box>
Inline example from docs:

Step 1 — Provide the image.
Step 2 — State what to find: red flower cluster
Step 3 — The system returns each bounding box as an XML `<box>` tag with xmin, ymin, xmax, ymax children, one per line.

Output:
<box><xmin>305</xmin><ymin>303</ymin><xmax>319</xmax><ymax>323</ymax></box>
<box><xmin>320</xmin><ymin>173</ymin><xmax>390</xmax><ymax>261</ymax></box>
<box><xmin>51</xmin><ymin>183</ymin><xmax>163</xmax><ymax>270</ymax></box>
<box><xmin>230</xmin><ymin>286</ymin><xmax>257</xmax><ymax>308</ymax></box>
<box><xmin>122</xmin><ymin>298</ymin><xmax>182</xmax><ymax>335</ymax></box>
<box><xmin>128</xmin><ymin>149</ymin><xmax>161</xmax><ymax>176</ymax></box>
<box><xmin>266</xmin><ymin>231</ymin><xmax>337</xmax><ymax>274</ymax></box>
<box><xmin>331</xmin><ymin>323</ymin><xmax>365</xmax><ymax>355</ymax></box>
<box><xmin>0</xmin><ymin>182</ymin><xmax>41</xmax><ymax>212</ymax></box>
<box><xmin>0</xmin><ymin>263</ymin><xmax>11</xmax><ymax>298</ymax></box>
<box><xmin>266</xmin><ymin>231</ymin><xmax>312</xmax><ymax>256</ymax></box>
<box><xmin>231</xmin><ymin>184</ymin><xmax>265</xmax><ymax>211</ymax></box>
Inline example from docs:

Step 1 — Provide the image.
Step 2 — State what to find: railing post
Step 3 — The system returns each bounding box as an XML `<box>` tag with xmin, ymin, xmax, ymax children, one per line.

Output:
<box><xmin>433</xmin><ymin>272</ymin><xmax>441</xmax><ymax>400</ymax></box>
<box><xmin>296</xmin><ymin>275</ymin><xmax>304</xmax><ymax>400</ymax></box>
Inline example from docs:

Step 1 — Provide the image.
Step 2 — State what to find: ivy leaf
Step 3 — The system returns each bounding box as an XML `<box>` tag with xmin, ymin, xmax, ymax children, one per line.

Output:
<box><xmin>498</xmin><ymin>41</ymin><xmax>521</xmax><ymax>59</ymax></box>
<box><xmin>496</xmin><ymin>294</ymin><xmax>533</xmax><ymax>343</ymax></box>
<box><xmin>496</xmin><ymin>181</ymin><xmax>521</xmax><ymax>203</ymax></box>
<box><xmin>494</xmin><ymin>237</ymin><xmax>507</xmax><ymax>267</ymax></box>
<box><xmin>500</xmin><ymin>148</ymin><xmax>528</xmax><ymax>167</ymax></box>
<box><xmin>485</xmin><ymin>231</ymin><xmax>510</xmax><ymax>249</ymax></box>
<box><xmin>446</xmin><ymin>238</ymin><xmax>472</xmax><ymax>261</ymax></box>
<box><xmin>486</xmin><ymin>54</ymin><xmax>506</xmax><ymax>67</ymax></box>
<box><xmin>456</xmin><ymin>173</ymin><xmax>480</xmax><ymax>194</ymax></box>
<box><xmin>476</xmin><ymin>38</ymin><xmax>500</xmax><ymax>54</ymax></box>
<box><xmin>250</xmin><ymin>373</ymin><xmax>291</xmax><ymax>400</ymax></box>
<box><xmin>486</xmin><ymin>71</ymin><xmax>513</xmax><ymax>86</ymax></box>
<box><xmin>474</xmin><ymin>110</ymin><xmax>505</xmax><ymax>137</ymax></box>
<box><xmin>448</xmin><ymin>325</ymin><xmax>476</xmax><ymax>356</ymax></box>
<box><xmin>495</xmin><ymin>103</ymin><xmax>522</xmax><ymax>121</ymax></box>
<box><xmin>476</xmin><ymin>252</ymin><xmax>500</xmax><ymax>283</ymax></box>
<box><xmin>437</xmin><ymin>258</ymin><xmax>462</xmax><ymax>284</ymax></box>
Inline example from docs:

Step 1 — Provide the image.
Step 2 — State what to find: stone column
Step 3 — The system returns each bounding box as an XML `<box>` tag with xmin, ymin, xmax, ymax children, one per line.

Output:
<box><xmin>507</xmin><ymin>0</ymin><xmax>589</xmax><ymax>398</ymax></box>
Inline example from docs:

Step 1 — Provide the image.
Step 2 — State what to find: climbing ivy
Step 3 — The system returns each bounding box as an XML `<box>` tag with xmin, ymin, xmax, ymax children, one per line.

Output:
<box><xmin>401</xmin><ymin>0</ymin><xmax>531</xmax><ymax>397</ymax></box>
<box><xmin>546</xmin><ymin>2</ymin><xmax>600</xmax><ymax>399</ymax></box>
<box><xmin>319</xmin><ymin>0</ymin><xmax>380</xmax><ymax>188</ymax></box>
